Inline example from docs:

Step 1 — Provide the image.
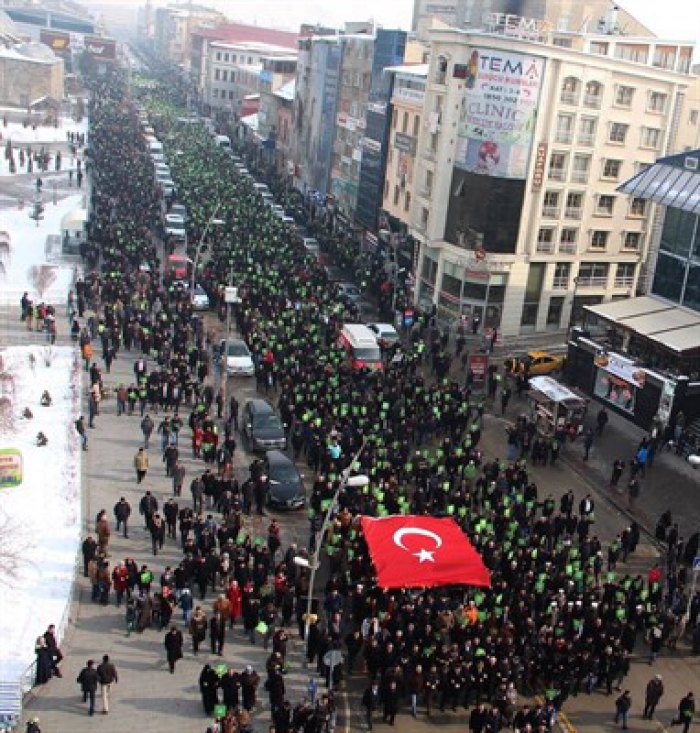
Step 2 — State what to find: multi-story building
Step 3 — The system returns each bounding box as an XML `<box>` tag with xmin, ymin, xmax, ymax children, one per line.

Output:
<box><xmin>0</xmin><ymin>41</ymin><xmax>64</xmax><ymax>108</ymax></box>
<box><xmin>292</xmin><ymin>34</ymin><xmax>342</xmax><ymax>196</ymax></box>
<box><xmin>381</xmin><ymin>64</ymin><xmax>428</xmax><ymax>229</ymax></box>
<box><xmin>204</xmin><ymin>41</ymin><xmax>296</xmax><ymax>117</ymax></box>
<box><xmin>153</xmin><ymin>5</ymin><xmax>225</xmax><ymax>69</ymax></box>
<box><xmin>411</xmin><ymin>25</ymin><xmax>696</xmax><ymax>337</ymax></box>
<box><xmin>355</xmin><ymin>29</ymin><xmax>409</xmax><ymax>232</ymax></box>
<box><xmin>411</xmin><ymin>0</ymin><xmax>654</xmax><ymax>42</ymax></box>
<box><xmin>257</xmin><ymin>56</ymin><xmax>297</xmax><ymax>146</ymax></box>
<box><xmin>189</xmin><ymin>22</ymin><xmax>299</xmax><ymax>103</ymax></box>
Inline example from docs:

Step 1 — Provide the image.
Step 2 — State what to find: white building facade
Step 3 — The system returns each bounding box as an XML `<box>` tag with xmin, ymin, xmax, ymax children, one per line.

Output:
<box><xmin>412</xmin><ymin>26</ymin><xmax>696</xmax><ymax>337</ymax></box>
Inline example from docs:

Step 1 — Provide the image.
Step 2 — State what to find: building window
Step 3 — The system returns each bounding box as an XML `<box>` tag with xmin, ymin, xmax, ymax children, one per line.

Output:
<box><xmin>537</xmin><ymin>227</ymin><xmax>555</xmax><ymax>252</ymax></box>
<box><xmin>609</xmin><ymin>122</ymin><xmax>629</xmax><ymax>144</ymax></box>
<box><xmin>216</xmin><ymin>52</ymin><xmax>221</xmax><ymax>61</ymax></box>
<box><xmin>653</xmin><ymin>46</ymin><xmax>676</xmax><ymax>70</ymax></box>
<box><xmin>435</xmin><ymin>56</ymin><xmax>448</xmax><ymax>84</ymax></box>
<box><xmin>623</xmin><ymin>231</ymin><xmax>642</xmax><ymax>250</ymax></box>
<box><xmin>393</xmin><ymin>185</ymin><xmax>400</xmax><ymax>205</ymax></box>
<box><xmin>596</xmin><ymin>195</ymin><xmax>615</xmax><ymax>216</ymax></box>
<box><xmin>571</xmin><ymin>155</ymin><xmax>591</xmax><ymax>183</ymax></box>
<box><xmin>578</xmin><ymin>262</ymin><xmax>609</xmax><ymax>285</ymax></box>
<box><xmin>224</xmin><ymin>53</ymin><xmax>229</xmax><ymax>62</ymax></box>
<box><xmin>614</xmin><ymin>85</ymin><xmax>635</xmax><ymax>107</ymax></box>
<box><xmin>589</xmin><ymin>41</ymin><xmax>608</xmax><ymax>55</ymax></box>
<box><xmin>542</xmin><ymin>191</ymin><xmax>560</xmax><ymax>218</ymax></box>
<box><xmin>565</xmin><ymin>192</ymin><xmax>583</xmax><ymax>219</ymax></box>
<box><xmin>584</xmin><ymin>80</ymin><xmax>603</xmax><ymax>108</ymax></box>
<box><xmin>402</xmin><ymin>112</ymin><xmax>409</xmax><ymax>133</ymax></box>
<box><xmin>392</xmin><ymin>109</ymin><xmax>397</xmax><ymax>129</ymax></box>
<box><xmin>602</xmin><ymin>159</ymin><xmax>622</xmax><ymax>179</ymax></box>
<box><xmin>413</xmin><ymin>115</ymin><xmax>420</xmax><ymax>137</ymax></box>
<box><xmin>213</xmin><ymin>88</ymin><xmax>219</xmax><ymax>98</ymax></box>
<box><xmin>641</xmin><ymin>127</ymin><xmax>662</xmax><ymax>149</ymax></box>
<box><xmin>578</xmin><ymin>117</ymin><xmax>597</xmax><ymax>145</ymax></box>
<box><xmin>647</xmin><ymin>91</ymin><xmax>668</xmax><ymax>113</ymax></box>
<box><xmin>222</xmin><ymin>70</ymin><xmax>228</xmax><ymax>82</ymax></box>
<box><xmin>560</xmin><ymin>77</ymin><xmax>580</xmax><ymax>105</ymax></box>
<box><xmin>420</xmin><ymin>207</ymin><xmax>429</xmax><ymax>230</ymax></box>
<box><xmin>553</xmin><ymin>262</ymin><xmax>571</xmax><ymax>289</ymax></box>
<box><xmin>691</xmin><ymin>110</ymin><xmax>699</xmax><ymax>126</ymax></box>
<box><xmin>548</xmin><ymin>152</ymin><xmax>567</xmax><ymax>181</ymax></box>
<box><xmin>615</xmin><ymin>263</ymin><xmax>636</xmax><ymax>288</ymax></box>
<box><xmin>404</xmin><ymin>192</ymin><xmax>411</xmax><ymax>212</ymax></box>
<box><xmin>590</xmin><ymin>230</ymin><xmax>610</xmax><ymax>249</ymax></box>
<box><xmin>215</xmin><ymin>69</ymin><xmax>220</xmax><ymax>80</ymax></box>
<box><xmin>547</xmin><ymin>297</ymin><xmax>565</xmax><ymax>326</ymax></box>
<box><xmin>560</xmin><ymin>228</ymin><xmax>578</xmax><ymax>253</ymax></box>
<box><xmin>555</xmin><ymin>114</ymin><xmax>574</xmax><ymax>144</ymax></box>
<box><xmin>629</xmin><ymin>198</ymin><xmax>646</xmax><ymax>216</ymax></box>
<box><xmin>384</xmin><ymin>180</ymin><xmax>389</xmax><ymax>200</ymax></box>
<box><xmin>614</xmin><ymin>45</ymin><xmax>648</xmax><ymax>64</ymax></box>
<box><xmin>229</xmin><ymin>90</ymin><xmax>234</xmax><ymax>100</ymax></box>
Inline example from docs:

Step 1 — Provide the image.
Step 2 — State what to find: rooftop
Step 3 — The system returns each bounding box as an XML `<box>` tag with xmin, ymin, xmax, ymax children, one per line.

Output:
<box><xmin>617</xmin><ymin>150</ymin><xmax>700</xmax><ymax>215</ymax></box>
<box><xmin>192</xmin><ymin>21</ymin><xmax>298</xmax><ymax>51</ymax></box>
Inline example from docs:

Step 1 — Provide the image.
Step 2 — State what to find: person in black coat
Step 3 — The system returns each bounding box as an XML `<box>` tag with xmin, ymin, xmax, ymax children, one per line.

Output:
<box><xmin>209</xmin><ymin>611</ymin><xmax>226</xmax><ymax>656</ymax></box>
<box><xmin>164</xmin><ymin>625</ymin><xmax>183</xmax><ymax>673</ymax></box>
<box><xmin>362</xmin><ymin>682</ymin><xmax>382</xmax><ymax>730</ymax></box>
<box><xmin>220</xmin><ymin>667</ymin><xmax>240</xmax><ymax>711</ymax></box>
<box><xmin>34</xmin><ymin>637</ymin><xmax>53</xmax><ymax>685</ymax></box>
<box><xmin>382</xmin><ymin>680</ymin><xmax>400</xmax><ymax>726</ymax></box>
<box><xmin>199</xmin><ymin>664</ymin><xmax>219</xmax><ymax>716</ymax></box>
<box><xmin>82</xmin><ymin>536</ymin><xmax>97</xmax><ymax>578</ymax></box>
<box><xmin>266</xmin><ymin>665</ymin><xmax>286</xmax><ymax>714</ymax></box>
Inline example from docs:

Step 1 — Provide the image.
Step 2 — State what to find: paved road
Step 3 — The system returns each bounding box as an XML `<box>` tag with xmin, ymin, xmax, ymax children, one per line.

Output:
<box><xmin>20</xmin><ymin>317</ymin><xmax>319</xmax><ymax>732</ymax></box>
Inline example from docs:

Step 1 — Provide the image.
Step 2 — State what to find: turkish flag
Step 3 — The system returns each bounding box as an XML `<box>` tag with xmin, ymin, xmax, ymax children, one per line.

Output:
<box><xmin>361</xmin><ymin>515</ymin><xmax>491</xmax><ymax>589</ymax></box>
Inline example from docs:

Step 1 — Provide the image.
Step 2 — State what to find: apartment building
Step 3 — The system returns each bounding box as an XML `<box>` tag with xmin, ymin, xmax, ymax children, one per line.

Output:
<box><xmin>411</xmin><ymin>25</ymin><xmax>696</xmax><ymax>337</ymax></box>
<box><xmin>382</xmin><ymin>64</ymin><xmax>429</xmax><ymax>229</ymax></box>
<box><xmin>204</xmin><ymin>41</ymin><xmax>296</xmax><ymax>117</ymax></box>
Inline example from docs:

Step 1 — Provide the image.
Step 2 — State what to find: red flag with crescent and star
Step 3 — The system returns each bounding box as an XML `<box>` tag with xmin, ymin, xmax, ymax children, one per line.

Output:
<box><xmin>360</xmin><ymin>515</ymin><xmax>491</xmax><ymax>589</ymax></box>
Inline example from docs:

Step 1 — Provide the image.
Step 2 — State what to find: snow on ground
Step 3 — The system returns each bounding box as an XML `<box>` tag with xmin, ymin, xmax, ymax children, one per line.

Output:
<box><xmin>0</xmin><ymin>192</ymin><xmax>85</xmax><ymax>306</ymax></box>
<box><xmin>0</xmin><ymin>345</ymin><xmax>81</xmax><ymax>685</ymax></box>
<box><xmin>0</xmin><ymin>115</ymin><xmax>88</xmax><ymax>145</ymax></box>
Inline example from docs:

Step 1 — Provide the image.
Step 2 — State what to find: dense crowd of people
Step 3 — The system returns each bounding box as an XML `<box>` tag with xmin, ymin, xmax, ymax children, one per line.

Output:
<box><xmin>51</xmin><ymin>59</ymin><xmax>700</xmax><ymax>733</ymax></box>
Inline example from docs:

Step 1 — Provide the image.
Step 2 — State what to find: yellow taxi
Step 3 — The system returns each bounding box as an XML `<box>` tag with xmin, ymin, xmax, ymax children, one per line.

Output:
<box><xmin>506</xmin><ymin>351</ymin><xmax>565</xmax><ymax>376</ymax></box>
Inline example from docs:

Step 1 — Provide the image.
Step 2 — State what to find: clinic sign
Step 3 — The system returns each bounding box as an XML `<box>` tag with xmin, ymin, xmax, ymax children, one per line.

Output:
<box><xmin>455</xmin><ymin>48</ymin><xmax>545</xmax><ymax>180</ymax></box>
<box><xmin>0</xmin><ymin>448</ymin><xmax>23</xmax><ymax>489</ymax></box>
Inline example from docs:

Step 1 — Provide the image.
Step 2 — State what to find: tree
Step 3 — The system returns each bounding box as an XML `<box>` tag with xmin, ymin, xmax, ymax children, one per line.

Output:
<box><xmin>0</xmin><ymin>509</ymin><xmax>34</xmax><ymax>588</ymax></box>
<box><xmin>27</xmin><ymin>265</ymin><xmax>57</xmax><ymax>300</ymax></box>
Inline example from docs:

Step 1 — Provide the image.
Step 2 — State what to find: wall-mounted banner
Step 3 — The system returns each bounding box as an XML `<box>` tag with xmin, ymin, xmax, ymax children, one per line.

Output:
<box><xmin>0</xmin><ymin>448</ymin><xmax>23</xmax><ymax>489</ymax></box>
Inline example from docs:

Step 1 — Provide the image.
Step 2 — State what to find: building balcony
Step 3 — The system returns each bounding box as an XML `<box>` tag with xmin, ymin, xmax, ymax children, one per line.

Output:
<box><xmin>548</xmin><ymin>169</ymin><xmax>566</xmax><ymax>181</ymax></box>
<box><xmin>542</xmin><ymin>206</ymin><xmax>560</xmax><ymax>219</ymax></box>
<box><xmin>555</xmin><ymin>131</ymin><xmax>573</xmax><ymax>144</ymax></box>
<box><xmin>552</xmin><ymin>277</ymin><xmax>569</xmax><ymax>289</ymax></box>
<box><xmin>614</xmin><ymin>276</ymin><xmax>635</xmax><ymax>288</ymax></box>
<box><xmin>536</xmin><ymin>240</ymin><xmax>555</xmax><ymax>253</ymax></box>
<box><xmin>423</xmin><ymin>148</ymin><xmax>437</xmax><ymax>162</ymax></box>
<box><xmin>565</xmin><ymin>207</ymin><xmax>583</xmax><ymax>219</ymax></box>
<box><xmin>571</xmin><ymin>171</ymin><xmax>589</xmax><ymax>184</ymax></box>
<box><xmin>559</xmin><ymin>242</ymin><xmax>578</xmax><ymax>254</ymax></box>
<box><xmin>577</xmin><ymin>276</ymin><xmax>608</xmax><ymax>288</ymax></box>
<box><xmin>417</xmin><ymin>187</ymin><xmax>432</xmax><ymax>200</ymax></box>
<box><xmin>560</xmin><ymin>91</ymin><xmax>578</xmax><ymax>105</ymax></box>
<box><xmin>583</xmin><ymin>94</ymin><xmax>602</xmax><ymax>109</ymax></box>
<box><xmin>577</xmin><ymin>133</ymin><xmax>596</xmax><ymax>146</ymax></box>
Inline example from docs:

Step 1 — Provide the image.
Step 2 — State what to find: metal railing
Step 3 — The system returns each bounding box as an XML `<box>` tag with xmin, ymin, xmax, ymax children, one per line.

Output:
<box><xmin>571</xmin><ymin>171</ymin><xmax>589</xmax><ymax>183</ymax></box>
<box><xmin>555</xmin><ymin>130</ymin><xmax>573</xmax><ymax>144</ymax></box>
<box><xmin>559</xmin><ymin>242</ymin><xmax>578</xmax><ymax>254</ymax></box>
<box><xmin>577</xmin><ymin>276</ymin><xmax>609</xmax><ymax>288</ymax></box>
<box><xmin>552</xmin><ymin>277</ymin><xmax>569</xmax><ymax>289</ymax></box>
<box><xmin>560</xmin><ymin>91</ymin><xmax>578</xmax><ymax>104</ymax></box>
<box><xmin>614</xmin><ymin>276</ymin><xmax>635</xmax><ymax>288</ymax></box>
<box><xmin>536</xmin><ymin>240</ymin><xmax>555</xmax><ymax>253</ymax></box>
<box><xmin>542</xmin><ymin>206</ymin><xmax>560</xmax><ymax>219</ymax></box>
<box><xmin>577</xmin><ymin>133</ymin><xmax>596</xmax><ymax>146</ymax></box>
<box><xmin>565</xmin><ymin>207</ymin><xmax>583</xmax><ymax>219</ymax></box>
<box><xmin>584</xmin><ymin>94</ymin><xmax>602</xmax><ymax>108</ymax></box>
<box><xmin>548</xmin><ymin>168</ymin><xmax>566</xmax><ymax>181</ymax></box>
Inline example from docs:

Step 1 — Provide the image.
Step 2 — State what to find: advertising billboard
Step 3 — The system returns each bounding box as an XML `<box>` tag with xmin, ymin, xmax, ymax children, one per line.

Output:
<box><xmin>84</xmin><ymin>37</ymin><xmax>117</xmax><ymax>60</ymax></box>
<box><xmin>455</xmin><ymin>48</ymin><xmax>545</xmax><ymax>180</ymax></box>
<box><xmin>40</xmin><ymin>30</ymin><xmax>70</xmax><ymax>54</ymax></box>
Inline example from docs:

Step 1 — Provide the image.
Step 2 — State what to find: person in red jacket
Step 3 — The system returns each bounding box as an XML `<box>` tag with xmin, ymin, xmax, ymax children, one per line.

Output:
<box><xmin>111</xmin><ymin>562</ymin><xmax>129</xmax><ymax>607</ymax></box>
<box><xmin>227</xmin><ymin>579</ymin><xmax>242</xmax><ymax>628</ymax></box>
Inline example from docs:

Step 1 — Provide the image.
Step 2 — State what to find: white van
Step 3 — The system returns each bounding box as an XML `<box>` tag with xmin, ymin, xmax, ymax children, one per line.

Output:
<box><xmin>148</xmin><ymin>139</ymin><xmax>164</xmax><ymax>155</ymax></box>
<box><xmin>338</xmin><ymin>324</ymin><xmax>383</xmax><ymax>371</ymax></box>
<box><xmin>253</xmin><ymin>183</ymin><xmax>270</xmax><ymax>195</ymax></box>
<box><xmin>216</xmin><ymin>135</ymin><xmax>231</xmax><ymax>150</ymax></box>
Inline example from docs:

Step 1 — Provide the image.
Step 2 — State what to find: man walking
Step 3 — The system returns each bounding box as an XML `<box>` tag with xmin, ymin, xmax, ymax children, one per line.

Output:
<box><xmin>164</xmin><ymin>625</ymin><xmax>184</xmax><ymax>674</ymax></box>
<box><xmin>672</xmin><ymin>692</ymin><xmax>695</xmax><ymax>733</ymax></box>
<box><xmin>75</xmin><ymin>415</ymin><xmax>88</xmax><ymax>451</ymax></box>
<box><xmin>134</xmin><ymin>447</ymin><xmax>149</xmax><ymax>483</ymax></box>
<box><xmin>76</xmin><ymin>659</ymin><xmax>99</xmax><ymax>716</ymax></box>
<box><xmin>139</xmin><ymin>490</ymin><xmax>158</xmax><ymax>532</ymax></box>
<box><xmin>362</xmin><ymin>682</ymin><xmax>381</xmax><ymax>730</ymax></box>
<box><xmin>614</xmin><ymin>690</ymin><xmax>632</xmax><ymax>730</ymax></box>
<box><xmin>113</xmin><ymin>497</ymin><xmax>131</xmax><ymax>539</ymax></box>
<box><xmin>643</xmin><ymin>675</ymin><xmax>664</xmax><ymax>720</ymax></box>
<box><xmin>96</xmin><ymin>654</ymin><xmax>118</xmax><ymax>714</ymax></box>
<box><xmin>141</xmin><ymin>414</ymin><xmax>154</xmax><ymax>448</ymax></box>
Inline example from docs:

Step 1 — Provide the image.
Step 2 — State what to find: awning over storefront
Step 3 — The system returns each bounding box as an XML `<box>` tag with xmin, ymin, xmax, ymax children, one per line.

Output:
<box><xmin>585</xmin><ymin>296</ymin><xmax>700</xmax><ymax>354</ymax></box>
<box><xmin>617</xmin><ymin>149</ymin><xmax>700</xmax><ymax>214</ymax></box>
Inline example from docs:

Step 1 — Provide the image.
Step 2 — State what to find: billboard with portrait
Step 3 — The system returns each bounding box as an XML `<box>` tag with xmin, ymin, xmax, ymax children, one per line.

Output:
<box><xmin>455</xmin><ymin>48</ymin><xmax>545</xmax><ymax>180</ymax></box>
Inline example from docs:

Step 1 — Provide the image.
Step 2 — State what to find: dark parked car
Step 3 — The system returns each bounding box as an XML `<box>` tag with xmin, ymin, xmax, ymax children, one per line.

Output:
<box><xmin>265</xmin><ymin>450</ymin><xmax>305</xmax><ymax>509</ymax></box>
<box><xmin>242</xmin><ymin>399</ymin><xmax>287</xmax><ymax>451</ymax></box>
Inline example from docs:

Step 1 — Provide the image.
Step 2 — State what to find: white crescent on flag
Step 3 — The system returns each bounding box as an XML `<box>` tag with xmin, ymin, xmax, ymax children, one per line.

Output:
<box><xmin>393</xmin><ymin>527</ymin><xmax>443</xmax><ymax>563</ymax></box>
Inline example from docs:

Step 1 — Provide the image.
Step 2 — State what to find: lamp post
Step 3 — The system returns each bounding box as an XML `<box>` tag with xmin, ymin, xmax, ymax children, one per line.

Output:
<box><xmin>295</xmin><ymin>442</ymin><xmax>370</xmax><ymax>661</ymax></box>
<box><xmin>190</xmin><ymin>202</ymin><xmax>224</xmax><ymax>294</ymax></box>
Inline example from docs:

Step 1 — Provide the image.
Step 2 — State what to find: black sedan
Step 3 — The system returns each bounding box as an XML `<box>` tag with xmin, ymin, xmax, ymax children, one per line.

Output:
<box><xmin>265</xmin><ymin>450</ymin><xmax>305</xmax><ymax>510</ymax></box>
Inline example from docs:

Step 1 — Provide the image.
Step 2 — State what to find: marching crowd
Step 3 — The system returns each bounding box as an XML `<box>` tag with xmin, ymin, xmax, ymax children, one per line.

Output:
<box><xmin>36</xmin><ymin>60</ymin><xmax>699</xmax><ymax>733</ymax></box>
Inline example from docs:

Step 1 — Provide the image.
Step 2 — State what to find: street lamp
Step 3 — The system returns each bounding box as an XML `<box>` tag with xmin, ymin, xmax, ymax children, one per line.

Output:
<box><xmin>190</xmin><ymin>202</ymin><xmax>224</xmax><ymax>294</ymax></box>
<box><xmin>295</xmin><ymin>444</ymin><xmax>370</xmax><ymax>661</ymax></box>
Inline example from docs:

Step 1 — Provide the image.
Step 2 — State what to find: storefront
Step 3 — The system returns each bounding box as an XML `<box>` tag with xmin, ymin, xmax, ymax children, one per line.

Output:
<box><xmin>592</xmin><ymin>353</ymin><xmax>646</xmax><ymax>415</ymax></box>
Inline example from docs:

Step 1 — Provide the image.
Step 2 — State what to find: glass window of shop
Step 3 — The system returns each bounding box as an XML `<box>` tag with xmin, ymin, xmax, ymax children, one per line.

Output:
<box><xmin>685</xmin><ymin>263</ymin><xmax>700</xmax><ymax>312</ymax></box>
<box><xmin>445</xmin><ymin>169</ymin><xmax>525</xmax><ymax>254</ymax></box>
<box><xmin>520</xmin><ymin>263</ymin><xmax>545</xmax><ymax>331</ymax></box>
<box><xmin>651</xmin><ymin>252</ymin><xmax>686</xmax><ymax>304</ymax></box>
<box><xmin>659</xmin><ymin>207</ymin><xmax>695</xmax><ymax>259</ymax></box>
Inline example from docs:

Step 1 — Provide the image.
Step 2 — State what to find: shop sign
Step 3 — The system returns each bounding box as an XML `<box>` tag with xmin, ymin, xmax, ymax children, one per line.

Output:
<box><xmin>594</xmin><ymin>353</ymin><xmax>646</xmax><ymax>389</ymax></box>
<box><xmin>394</xmin><ymin>132</ymin><xmax>416</xmax><ymax>155</ymax></box>
<box><xmin>468</xmin><ymin>354</ymin><xmax>488</xmax><ymax>382</ymax></box>
<box><xmin>0</xmin><ymin>448</ymin><xmax>23</xmax><ymax>489</ymax></box>
<box><xmin>531</xmin><ymin>142</ymin><xmax>548</xmax><ymax>191</ymax></box>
